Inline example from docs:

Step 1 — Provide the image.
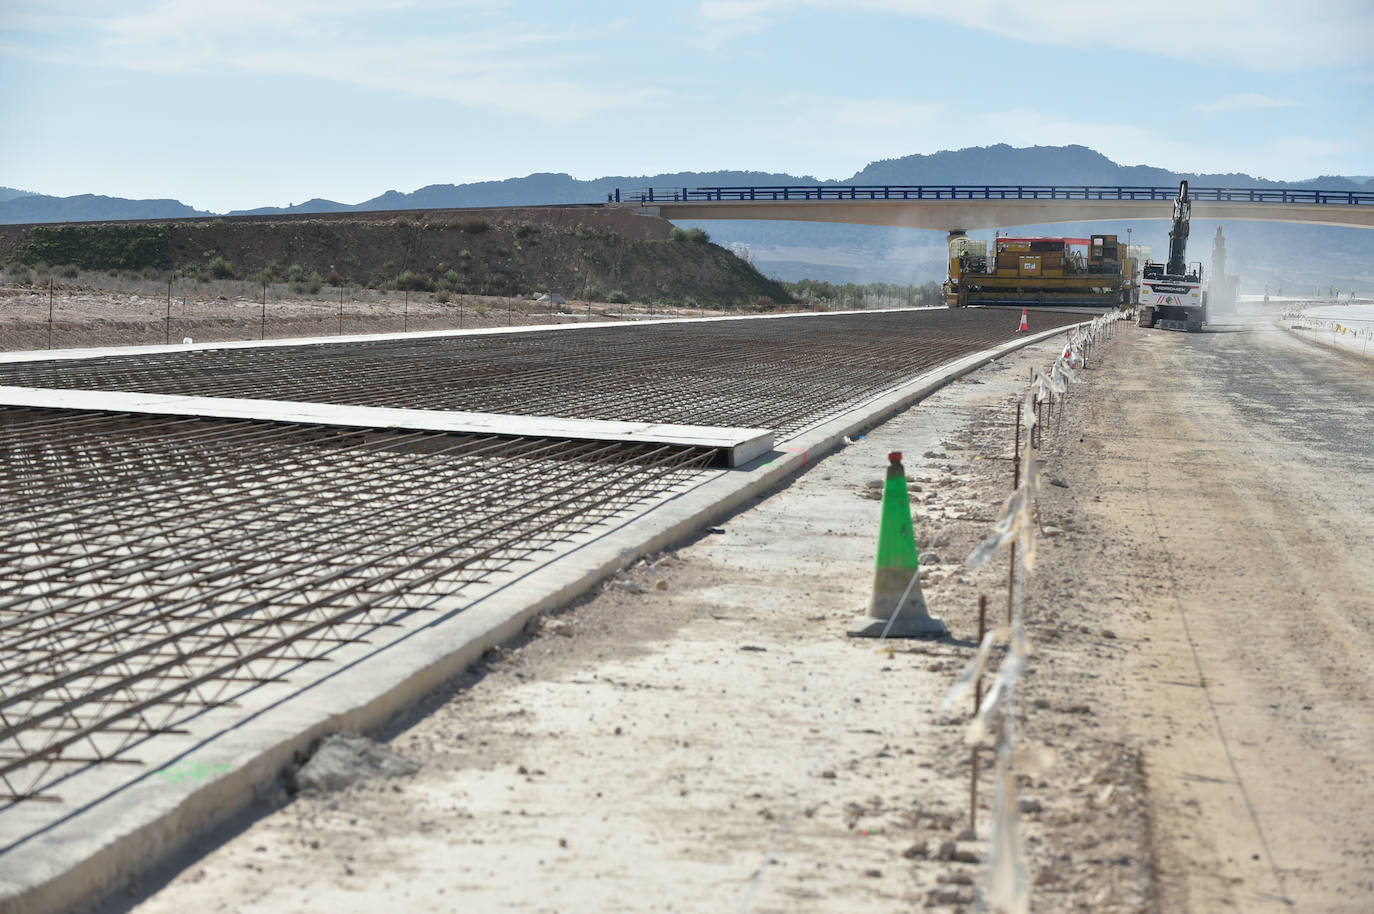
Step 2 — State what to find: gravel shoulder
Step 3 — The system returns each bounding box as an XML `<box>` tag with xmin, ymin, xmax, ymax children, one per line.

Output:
<box><xmin>101</xmin><ymin>320</ymin><xmax>1373</xmax><ymax>914</ymax></box>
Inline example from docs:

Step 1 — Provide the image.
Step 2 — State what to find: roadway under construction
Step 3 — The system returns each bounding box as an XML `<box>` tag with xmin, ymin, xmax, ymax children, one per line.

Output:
<box><xmin>0</xmin><ymin>309</ymin><xmax>1081</xmax><ymax>434</ymax></box>
<box><xmin>0</xmin><ymin>307</ymin><xmax>1082</xmax><ymax>864</ymax></box>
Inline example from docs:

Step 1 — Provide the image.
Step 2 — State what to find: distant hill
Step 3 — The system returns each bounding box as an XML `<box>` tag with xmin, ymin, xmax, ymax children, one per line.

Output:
<box><xmin>849</xmin><ymin>144</ymin><xmax>1374</xmax><ymax>192</ymax></box>
<box><xmin>4</xmin><ymin>144</ymin><xmax>1371</xmax><ymax>291</ymax></box>
<box><xmin>0</xmin><ymin>193</ymin><xmax>210</xmax><ymax>224</ymax></box>
<box><xmin>230</xmin><ymin>197</ymin><xmax>355</xmax><ymax>216</ymax></box>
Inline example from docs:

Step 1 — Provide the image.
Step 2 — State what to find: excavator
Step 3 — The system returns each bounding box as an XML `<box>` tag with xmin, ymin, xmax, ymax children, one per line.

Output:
<box><xmin>1138</xmin><ymin>181</ymin><xmax>1206</xmax><ymax>331</ymax></box>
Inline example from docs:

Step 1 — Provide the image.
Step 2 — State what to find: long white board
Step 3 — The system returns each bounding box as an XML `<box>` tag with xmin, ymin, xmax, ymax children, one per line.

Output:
<box><xmin>0</xmin><ymin>386</ymin><xmax>773</xmax><ymax>467</ymax></box>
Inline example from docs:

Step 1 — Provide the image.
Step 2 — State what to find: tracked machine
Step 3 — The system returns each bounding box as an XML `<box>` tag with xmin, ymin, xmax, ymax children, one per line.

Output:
<box><xmin>1138</xmin><ymin>181</ymin><xmax>1206</xmax><ymax>331</ymax></box>
<box><xmin>944</xmin><ymin>233</ymin><xmax>1129</xmax><ymax>308</ymax></box>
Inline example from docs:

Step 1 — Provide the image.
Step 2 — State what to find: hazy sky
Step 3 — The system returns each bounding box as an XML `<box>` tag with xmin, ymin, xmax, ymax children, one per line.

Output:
<box><xmin>2</xmin><ymin>0</ymin><xmax>1371</xmax><ymax>212</ymax></box>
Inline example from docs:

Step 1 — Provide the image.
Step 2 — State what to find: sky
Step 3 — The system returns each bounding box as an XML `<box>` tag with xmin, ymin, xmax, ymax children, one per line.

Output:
<box><xmin>2</xmin><ymin>0</ymin><xmax>1372</xmax><ymax>213</ymax></box>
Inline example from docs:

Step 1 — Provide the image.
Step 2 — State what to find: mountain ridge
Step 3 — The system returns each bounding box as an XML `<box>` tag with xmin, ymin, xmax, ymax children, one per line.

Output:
<box><xmin>5</xmin><ymin>145</ymin><xmax>1370</xmax><ymax>224</ymax></box>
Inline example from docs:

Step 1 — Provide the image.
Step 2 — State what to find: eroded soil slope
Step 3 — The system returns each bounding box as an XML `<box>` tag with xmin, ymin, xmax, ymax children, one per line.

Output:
<box><xmin>0</xmin><ymin>206</ymin><xmax>790</xmax><ymax>306</ymax></box>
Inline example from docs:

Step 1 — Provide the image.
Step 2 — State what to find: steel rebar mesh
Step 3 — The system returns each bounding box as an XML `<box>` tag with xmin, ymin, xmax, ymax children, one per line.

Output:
<box><xmin>0</xmin><ymin>308</ymin><xmax>1087</xmax><ymax>802</ymax></box>
<box><xmin>0</xmin><ymin>310</ymin><xmax>1085</xmax><ymax>436</ymax></box>
<box><xmin>0</xmin><ymin>407</ymin><xmax>714</xmax><ymax>801</ymax></box>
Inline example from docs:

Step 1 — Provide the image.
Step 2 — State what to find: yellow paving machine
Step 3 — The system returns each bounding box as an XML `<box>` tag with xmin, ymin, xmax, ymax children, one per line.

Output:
<box><xmin>944</xmin><ymin>232</ymin><xmax>1130</xmax><ymax>308</ymax></box>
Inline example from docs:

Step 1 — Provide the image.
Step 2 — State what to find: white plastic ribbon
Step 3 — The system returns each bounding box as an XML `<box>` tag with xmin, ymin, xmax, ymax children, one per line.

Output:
<box><xmin>940</xmin><ymin>627</ymin><xmax>1002</xmax><ymax>712</ymax></box>
<box><xmin>980</xmin><ymin>626</ymin><xmax>1031</xmax><ymax>914</ymax></box>
<box><xmin>984</xmin><ymin>751</ymin><xmax>1030</xmax><ymax>914</ymax></box>
<box><xmin>966</xmin><ymin>486</ymin><xmax>1027</xmax><ymax>568</ymax></box>
<box><xmin>965</xmin><ymin>629</ymin><xmax>1026</xmax><ymax>745</ymax></box>
<box><xmin>1047</xmin><ymin>363</ymin><xmax>1068</xmax><ymax>394</ymax></box>
<box><xmin>965</xmin><ymin>658</ymin><xmax>1007</xmax><ymax>745</ymax></box>
<box><xmin>1020</xmin><ymin>388</ymin><xmax>1037</xmax><ymax>432</ymax></box>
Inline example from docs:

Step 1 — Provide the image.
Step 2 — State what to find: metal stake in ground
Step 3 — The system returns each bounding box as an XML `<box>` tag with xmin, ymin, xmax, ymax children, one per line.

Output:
<box><xmin>848</xmin><ymin>452</ymin><xmax>947</xmax><ymax>638</ymax></box>
<box><xmin>1008</xmin><ymin>400</ymin><xmax>1021</xmax><ymax>624</ymax></box>
<box><xmin>970</xmin><ymin>593</ymin><xmax>989</xmax><ymax>835</ymax></box>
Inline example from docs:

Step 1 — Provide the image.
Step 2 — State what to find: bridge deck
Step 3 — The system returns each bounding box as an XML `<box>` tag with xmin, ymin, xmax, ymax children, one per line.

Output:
<box><xmin>616</xmin><ymin>184</ymin><xmax>1374</xmax><ymax>231</ymax></box>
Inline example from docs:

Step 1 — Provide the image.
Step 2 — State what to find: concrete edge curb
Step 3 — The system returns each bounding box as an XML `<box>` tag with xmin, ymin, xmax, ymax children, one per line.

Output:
<box><xmin>4</xmin><ymin>320</ymin><xmax>1085</xmax><ymax>914</ymax></box>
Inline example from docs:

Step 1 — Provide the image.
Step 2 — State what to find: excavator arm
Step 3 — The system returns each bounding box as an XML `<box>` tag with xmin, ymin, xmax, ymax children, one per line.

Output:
<box><xmin>1166</xmin><ymin>180</ymin><xmax>1192</xmax><ymax>277</ymax></box>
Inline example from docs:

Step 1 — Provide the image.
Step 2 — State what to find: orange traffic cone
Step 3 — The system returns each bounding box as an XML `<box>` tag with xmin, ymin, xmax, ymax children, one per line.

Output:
<box><xmin>848</xmin><ymin>452</ymin><xmax>947</xmax><ymax>639</ymax></box>
<box><xmin>1017</xmin><ymin>309</ymin><xmax>1029</xmax><ymax>332</ymax></box>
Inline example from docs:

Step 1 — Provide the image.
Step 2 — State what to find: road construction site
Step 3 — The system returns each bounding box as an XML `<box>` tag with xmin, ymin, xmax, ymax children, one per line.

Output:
<box><xmin>4</xmin><ymin>307</ymin><xmax>1373</xmax><ymax>914</ymax></box>
<box><xmin>0</xmin><ymin>307</ymin><xmax>1082</xmax><ymax>913</ymax></box>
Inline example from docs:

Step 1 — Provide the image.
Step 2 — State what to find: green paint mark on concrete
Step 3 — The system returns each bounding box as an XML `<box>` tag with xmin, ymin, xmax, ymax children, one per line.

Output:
<box><xmin>156</xmin><ymin>760</ymin><xmax>230</xmax><ymax>784</ymax></box>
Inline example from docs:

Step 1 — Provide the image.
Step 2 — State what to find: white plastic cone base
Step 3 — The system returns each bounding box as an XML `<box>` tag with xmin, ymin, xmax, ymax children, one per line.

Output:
<box><xmin>847</xmin><ymin>566</ymin><xmax>948</xmax><ymax>639</ymax></box>
<box><xmin>847</xmin><ymin>613</ymin><xmax>949</xmax><ymax>638</ymax></box>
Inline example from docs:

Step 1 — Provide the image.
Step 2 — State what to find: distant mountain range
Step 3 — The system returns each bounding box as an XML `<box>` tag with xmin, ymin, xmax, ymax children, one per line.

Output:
<box><xmin>0</xmin><ymin>187</ymin><xmax>39</xmax><ymax>204</ymax></box>
<box><xmin>0</xmin><ymin>193</ymin><xmax>208</xmax><ymax>224</ymax></box>
<box><xmin>5</xmin><ymin>145</ymin><xmax>1371</xmax><ymax>290</ymax></box>
<box><xmin>7</xmin><ymin>145</ymin><xmax>1370</xmax><ymax>224</ymax></box>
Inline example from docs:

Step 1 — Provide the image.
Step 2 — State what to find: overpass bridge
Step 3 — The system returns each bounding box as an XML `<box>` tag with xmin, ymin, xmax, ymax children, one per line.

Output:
<box><xmin>614</xmin><ymin>184</ymin><xmax>1374</xmax><ymax>231</ymax></box>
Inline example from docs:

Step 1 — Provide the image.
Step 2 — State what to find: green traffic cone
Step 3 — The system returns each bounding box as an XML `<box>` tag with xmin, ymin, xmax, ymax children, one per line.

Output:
<box><xmin>848</xmin><ymin>451</ymin><xmax>948</xmax><ymax>638</ymax></box>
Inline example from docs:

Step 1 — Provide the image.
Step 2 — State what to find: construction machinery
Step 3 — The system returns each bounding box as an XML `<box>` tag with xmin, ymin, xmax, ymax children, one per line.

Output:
<box><xmin>1207</xmin><ymin>226</ymin><xmax>1239</xmax><ymax>313</ymax></box>
<box><xmin>944</xmin><ymin>232</ymin><xmax>1130</xmax><ymax>308</ymax></box>
<box><xmin>1138</xmin><ymin>181</ymin><xmax>1206</xmax><ymax>331</ymax></box>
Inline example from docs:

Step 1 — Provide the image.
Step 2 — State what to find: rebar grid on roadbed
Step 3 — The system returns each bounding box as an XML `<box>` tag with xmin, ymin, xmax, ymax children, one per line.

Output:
<box><xmin>0</xmin><ymin>308</ymin><xmax>1083</xmax><ymax>804</ymax></box>
<box><xmin>0</xmin><ymin>309</ymin><xmax>1085</xmax><ymax>435</ymax></box>
<box><xmin>0</xmin><ymin>407</ymin><xmax>713</xmax><ymax>802</ymax></box>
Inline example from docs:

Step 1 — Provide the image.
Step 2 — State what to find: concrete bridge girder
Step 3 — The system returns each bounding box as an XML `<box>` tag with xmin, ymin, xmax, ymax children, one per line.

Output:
<box><xmin>631</xmin><ymin>199</ymin><xmax>1374</xmax><ymax>231</ymax></box>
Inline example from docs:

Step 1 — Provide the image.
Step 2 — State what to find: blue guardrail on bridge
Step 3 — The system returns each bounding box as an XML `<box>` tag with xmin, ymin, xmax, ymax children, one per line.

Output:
<box><xmin>611</xmin><ymin>185</ymin><xmax>1374</xmax><ymax>206</ymax></box>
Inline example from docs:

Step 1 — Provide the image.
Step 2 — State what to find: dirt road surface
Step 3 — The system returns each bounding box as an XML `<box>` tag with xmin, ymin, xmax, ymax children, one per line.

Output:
<box><xmin>92</xmin><ymin>320</ymin><xmax>1371</xmax><ymax>914</ymax></box>
<box><xmin>1065</xmin><ymin>321</ymin><xmax>1374</xmax><ymax>911</ymax></box>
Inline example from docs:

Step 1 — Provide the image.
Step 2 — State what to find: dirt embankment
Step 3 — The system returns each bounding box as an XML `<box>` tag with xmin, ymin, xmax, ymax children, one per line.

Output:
<box><xmin>0</xmin><ymin>206</ymin><xmax>791</xmax><ymax>308</ymax></box>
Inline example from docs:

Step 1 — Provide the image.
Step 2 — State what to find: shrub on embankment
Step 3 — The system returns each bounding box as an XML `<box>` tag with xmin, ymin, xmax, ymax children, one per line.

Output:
<box><xmin>0</xmin><ymin>208</ymin><xmax>792</xmax><ymax>309</ymax></box>
<box><xmin>12</xmin><ymin>224</ymin><xmax>173</xmax><ymax>271</ymax></box>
